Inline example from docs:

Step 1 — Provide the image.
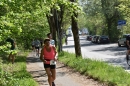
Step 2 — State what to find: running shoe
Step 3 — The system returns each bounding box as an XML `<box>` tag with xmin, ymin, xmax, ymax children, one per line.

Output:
<box><xmin>52</xmin><ymin>82</ymin><xmax>55</xmax><ymax>86</ymax></box>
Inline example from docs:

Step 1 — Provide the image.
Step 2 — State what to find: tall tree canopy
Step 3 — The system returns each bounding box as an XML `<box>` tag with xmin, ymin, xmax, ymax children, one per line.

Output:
<box><xmin>0</xmin><ymin>0</ymin><xmax>83</xmax><ymax>57</ymax></box>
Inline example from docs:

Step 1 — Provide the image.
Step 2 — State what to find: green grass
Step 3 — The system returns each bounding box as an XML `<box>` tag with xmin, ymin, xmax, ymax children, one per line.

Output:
<box><xmin>0</xmin><ymin>51</ymin><xmax>38</xmax><ymax>86</ymax></box>
<box><xmin>58</xmin><ymin>51</ymin><xmax>130</xmax><ymax>86</ymax></box>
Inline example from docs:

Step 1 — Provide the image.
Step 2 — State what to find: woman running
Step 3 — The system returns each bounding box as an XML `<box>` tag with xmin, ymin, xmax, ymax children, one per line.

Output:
<box><xmin>40</xmin><ymin>38</ymin><xmax>57</xmax><ymax>86</ymax></box>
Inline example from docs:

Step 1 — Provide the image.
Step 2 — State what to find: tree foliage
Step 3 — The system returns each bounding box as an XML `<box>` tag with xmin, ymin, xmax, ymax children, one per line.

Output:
<box><xmin>117</xmin><ymin>0</ymin><xmax>130</xmax><ymax>34</ymax></box>
<box><xmin>0</xmin><ymin>0</ymin><xmax>83</xmax><ymax>58</ymax></box>
<box><xmin>79</xmin><ymin>0</ymin><xmax>127</xmax><ymax>42</ymax></box>
<box><xmin>0</xmin><ymin>0</ymin><xmax>49</xmax><ymax>53</ymax></box>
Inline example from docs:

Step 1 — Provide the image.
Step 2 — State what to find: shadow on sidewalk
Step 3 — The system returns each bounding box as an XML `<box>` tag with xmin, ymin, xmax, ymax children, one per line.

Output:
<box><xmin>26</xmin><ymin>56</ymin><xmax>41</xmax><ymax>63</ymax></box>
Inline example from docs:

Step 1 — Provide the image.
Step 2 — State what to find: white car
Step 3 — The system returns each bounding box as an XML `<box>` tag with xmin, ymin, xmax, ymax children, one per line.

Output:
<box><xmin>118</xmin><ymin>34</ymin><xmax>130</xmax><ymax>47</ymax></box>
<box><xmin>78</xmin><ymin>31</ymin><xmax>82</xmax><ymax>35</ymax></box>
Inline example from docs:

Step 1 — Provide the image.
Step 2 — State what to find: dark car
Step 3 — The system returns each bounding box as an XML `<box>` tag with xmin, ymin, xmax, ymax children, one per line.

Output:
<box><xmin>86</xmin><ymin>35</ymin><xmax>92</xmax><ymax>41</ymax></box>
<box><xmin>98</xmin><ymin>35</ymin><xmax>110</xmax><ymax>44</ymax></box>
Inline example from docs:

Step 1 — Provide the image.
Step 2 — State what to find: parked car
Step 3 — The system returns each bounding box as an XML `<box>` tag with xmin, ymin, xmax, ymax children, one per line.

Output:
<box><xmin>67</xmin><ymin>30</ymin><xmax>72</xmax><ymax>37</ymax></box>
<box><xmin>91</xmin><ymin>35</ymin><xmax>97</xmax><ymax>43</ymax></box>
<box><xmin>95</xmin><ymin>35</ymin><xmax>100</xmax><ymax>43</ymax></box>
<box><xmin>67</xmin><ymin>33</ymin><xmax>72</xmax><ymax>37</ymax></box>
<box><xmin>78</xmin><ymin>30</ymin><xmax>82</xmax><ymax>35</ymax></box>
<box><xmin>86</xmin><ymin>35</ymin><xmax>92</xmax><ymax>41</ymax></box>
<box><xmin>91</xmin><ymin>35</ymin><xmax>100</xmax><ymax>43</ymax></box>
<box><xmin>118</xmin><ymin>34</ymin><xmax>130</xmax><ymax>47</ymax></box>
<box><xmin>98</xmin><ymin>35</ymin><xmax>110</xmax><ymax>44</ymax></box>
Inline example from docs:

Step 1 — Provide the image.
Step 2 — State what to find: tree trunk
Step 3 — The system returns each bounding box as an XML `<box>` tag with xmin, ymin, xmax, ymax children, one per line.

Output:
<box><xmin>54</xmin><ymin>5</ymin><xmax>64</xmax><ymax>52</ymax></box>
<box><xmin>71</xmin><ymin>13</ymin><xmax>82</xmax><ymax>57</ymax></box>
<box><xmin>70</xmin><ymin>0</ymin><xmax>82</xmax><ymax>57</ymax></box>
<box><xmin>46</xmin><ymin>9</ymin><xmax>57</xmax><ymax>47</ymax></box>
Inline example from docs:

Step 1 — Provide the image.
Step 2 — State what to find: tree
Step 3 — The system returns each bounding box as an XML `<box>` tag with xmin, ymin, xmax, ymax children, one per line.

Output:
<box><xmin>101</xmin><ymin>0</ymin><xmax>122</xmax><ymax>42</ymax></box>
<box><xmin>0</xmin><ymin>0</ymin><xmax>49</xmax><ymax>49</ymax></box>
<box><xmin>79</xmin><ymin>0</ymin><xmax>105</xmax><ymax>35</ymax></box>
<box><xmin>44</xmin><ymin>0</ymin><xmax>82</xmax><ymax>54</ymax></box>
<box><xmin>0</xmin><ymin>0</ymin><xmax>83</xmax><ymax>57</ymax></box>
<box><xmin>70</xmin><ymin>0</ymin><xmax>82</xmax><ymax>57</ymax></box>
<box><xmin>44</xmin><ymin>0</ymin><xmax>66</xmax><ymax>52</ymax></box>
<box><xmin>117</xmin><ymin>0</ymin><xmax>130</xmax><ymax>34</ymax></box>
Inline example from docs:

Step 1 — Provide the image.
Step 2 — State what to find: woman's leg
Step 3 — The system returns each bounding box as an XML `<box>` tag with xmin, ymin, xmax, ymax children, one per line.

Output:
<box><xmin>45</xmin><ymin>68</ymin><xmax>52</xmax><ymax>86</ymax></box>
<box><xmin>50</xmin><ymin>69</ymin><xmax>56</xmax><ymax>82</ymax></box>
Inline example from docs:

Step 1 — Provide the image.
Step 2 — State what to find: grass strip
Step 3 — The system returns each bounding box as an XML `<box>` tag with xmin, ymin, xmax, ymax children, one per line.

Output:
<box><xmin>58</xmin><ymin>51</ymin><xmax>130</xmax><ymax>86</ymax></box>
<box><xmin>0</xmin><ymin>51</ymin><xmax>38</xmax><ymax>86</ymax></box>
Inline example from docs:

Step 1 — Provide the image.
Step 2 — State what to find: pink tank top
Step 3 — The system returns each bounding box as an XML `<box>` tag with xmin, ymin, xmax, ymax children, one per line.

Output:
<box><xmin>43</xmin><ymin>46</ymin><xmax>55</xmax><ymax>60</ymax></box>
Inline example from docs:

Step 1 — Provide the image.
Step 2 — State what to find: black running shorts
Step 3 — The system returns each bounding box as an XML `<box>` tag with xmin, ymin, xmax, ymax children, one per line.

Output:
<box><xmin>35</xmin><ymin>47</ymin><xmax>40</xmax><ymax>49</ymax></box>
<box><xmin>44</xmin><ymin>64</ymin><xmax>56</xmax><ymax>69</ymax></box>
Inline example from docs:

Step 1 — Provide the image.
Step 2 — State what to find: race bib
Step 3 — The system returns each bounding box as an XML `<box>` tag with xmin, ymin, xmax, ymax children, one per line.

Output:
<box><xmin>50</xmin><ymin>60</ymin><xmax>56</xmax><ymax>65</ymax></box>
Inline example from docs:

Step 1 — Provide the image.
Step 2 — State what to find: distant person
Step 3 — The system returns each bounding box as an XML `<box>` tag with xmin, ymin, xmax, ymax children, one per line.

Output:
<box><xmin>47</xmin><ymin>33</ymin><xmax>55</xmax><ymax>46</ymax></box>
<box><xmin>34</xmin><ymin>39</ymin><xmax>41</xmax><ymax>57</ymax></box>
<box><xmin>65</xmin><ymin>35</ymin><xmax>68</xmax><ymax>45</ymax></box>
<box><xmin>40</xmin><ymin>38</ymin><xmax>57</xmax><ymax>86</ymax></box>
<box><xmin>6</xmin><ymin>38</ymin><xmax>16</xmax><ymax>64</ymax></box>
<box><xmin>126</xmin><ymin>35</ymin><xmax>130</xmax><ymax>59</ymax></box>
<box><xmin>40</xmin><ymin>39</ymin><xmax>43</xmax><ymax>47</ymax></box>
<box><xmin>31</xmin><ymin>39</ymin><xmax>35</xmax><ymax>52</ymax></box>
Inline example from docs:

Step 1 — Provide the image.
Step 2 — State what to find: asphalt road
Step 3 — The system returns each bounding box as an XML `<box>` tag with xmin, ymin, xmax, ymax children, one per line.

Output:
<box><xmin>63</xmin><ymin>35</ymin><xmax>130</xmax><ymax>72</ymax></box>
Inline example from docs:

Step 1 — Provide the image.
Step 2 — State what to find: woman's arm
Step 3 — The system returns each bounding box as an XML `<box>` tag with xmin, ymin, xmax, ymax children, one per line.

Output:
<box><xmin>40</xmin><ymin>47</ymin><xmax>47</xmax><ymax>63</ymax></box>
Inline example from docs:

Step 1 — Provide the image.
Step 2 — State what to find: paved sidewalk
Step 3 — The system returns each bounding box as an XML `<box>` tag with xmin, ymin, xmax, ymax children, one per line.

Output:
<box><xmin>26</xmin><ymin>52</ymin><xmax>104</xmax><ymax>86</ymax></box>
